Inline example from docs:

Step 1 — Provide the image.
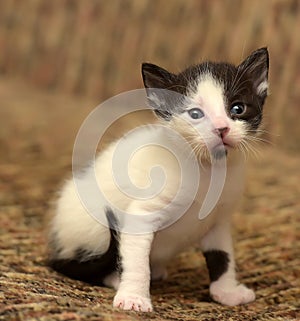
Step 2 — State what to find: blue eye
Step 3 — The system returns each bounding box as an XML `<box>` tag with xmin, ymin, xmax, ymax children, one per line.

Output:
<box><xmin>188</xmin><ymin>108</ymin><xmax>204</xmax><ymax>119</ymax></box>
<box><xmin>230</xmin><ymin>103</ymin><xmax>246</xmax><ymax>116</ymax></box>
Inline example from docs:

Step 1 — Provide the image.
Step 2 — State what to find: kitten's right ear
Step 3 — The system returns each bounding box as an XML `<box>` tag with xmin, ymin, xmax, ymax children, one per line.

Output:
<box><xmin>141</xmin><ymin>63</ymin><xmax>176</xmax><ymax>89</ymax></box>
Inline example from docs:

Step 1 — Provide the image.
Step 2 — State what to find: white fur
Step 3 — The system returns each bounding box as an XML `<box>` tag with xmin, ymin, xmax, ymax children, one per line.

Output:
<box><xmin>181</xmin><ymin>76</ymin><xmax>247</xmax><ymax>149</ymax></box>
<box><xmin>257</xmin><ymin>80</ymin><xmax>268</xmax><ymax>95</ymax></box>
<box><xmin>50</xmin><ymin>74</ymin><xmax>255</xmax><ymax>312</ymax></box>
<box><xmin>191</xmin><ymin>75</ymin><xmax>226</xmax><ymax>119</ymax></box>
<box><xmin>113</xmin><ymin>232</ymin><xmax>153</xmax><ymax>312</ymax></box>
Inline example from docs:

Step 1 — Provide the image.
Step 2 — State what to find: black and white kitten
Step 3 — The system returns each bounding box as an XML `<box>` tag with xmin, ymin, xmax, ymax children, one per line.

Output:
<box><xmin>49</xmin><ymin>48</ymin><xmax>269</xmax><ymax>312</ymax></box>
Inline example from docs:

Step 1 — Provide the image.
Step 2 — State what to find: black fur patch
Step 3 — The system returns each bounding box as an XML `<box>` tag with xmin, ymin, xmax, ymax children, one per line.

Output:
<box><xmin>203</xmin><ymin>250</ymin><xmax>230</xmax><ymax>282</ymax></box>
<box><xmin>178</xmin><ymin>59</ymin><xmax>267</xmax><ymax>130</ymax></box>
<box><xmin>142</xmin><ymin>48</ymin><xmax>269</xmax><ymax>129</ymax></box>
<box><xmin>49</xmin><ymin>208</ymin><xmax>120</xmax><ymax>285</ymax></box>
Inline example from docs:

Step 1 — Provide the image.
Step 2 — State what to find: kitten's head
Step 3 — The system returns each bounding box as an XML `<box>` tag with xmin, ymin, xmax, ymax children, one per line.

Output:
<box><xmin>142</xmin><ymin>47</ymin><xmax>269</xmax><ymax>160</ymax></box>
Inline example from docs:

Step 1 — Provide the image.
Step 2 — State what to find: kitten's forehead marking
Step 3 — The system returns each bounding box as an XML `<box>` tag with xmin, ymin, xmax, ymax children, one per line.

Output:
<box><xmin>191</xmin><ymin>74</ymin><xmax>225</xmax><ymax>118</ymax></box>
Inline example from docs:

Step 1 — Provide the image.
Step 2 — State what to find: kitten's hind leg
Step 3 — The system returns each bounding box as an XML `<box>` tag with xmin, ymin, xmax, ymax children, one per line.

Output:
<box><xmin>103</xmin><ymin>271</ymin><xmax>120</xmax><ymax>290</ymax></box>
<box><xmin>48</xmin><ymin>208</ymin><xmax>120</xmax><ymax>285</ymax></box>
<box><xmin>201</xmin><ymin>222</ymin><xmax>255</xmax><ymax>306</ymax></box>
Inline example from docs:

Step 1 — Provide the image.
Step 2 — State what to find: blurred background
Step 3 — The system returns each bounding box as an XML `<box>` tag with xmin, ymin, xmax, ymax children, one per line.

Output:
<box><xmin>0</xmin><ymin>0</ymin><xmax>300</xmax><ymax>161</ymax></box>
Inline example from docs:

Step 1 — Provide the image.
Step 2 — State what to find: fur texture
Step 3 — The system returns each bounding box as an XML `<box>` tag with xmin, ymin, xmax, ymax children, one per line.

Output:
<box><xmin>48</xmin><ymin>48</ymin><xmax>269</xmax><ymax>312</ymax></box>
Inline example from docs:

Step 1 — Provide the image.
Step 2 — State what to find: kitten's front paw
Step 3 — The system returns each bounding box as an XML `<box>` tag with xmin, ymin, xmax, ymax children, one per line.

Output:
<box><xmin>113</xmin><ymin>293</ymin><xmax>153</xmax><ymax>312</ymax></box>
<box><xmin>210</xmin><ymin>283</ymin><xmax>255</xmax><ymax>306</ymax></box>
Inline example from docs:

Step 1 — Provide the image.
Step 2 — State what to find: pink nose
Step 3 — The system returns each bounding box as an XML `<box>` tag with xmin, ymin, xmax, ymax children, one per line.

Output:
<box><xmin>214</xmin><ymin>127</ymin><xmax>230</xmax><ymax>138</ymax></box>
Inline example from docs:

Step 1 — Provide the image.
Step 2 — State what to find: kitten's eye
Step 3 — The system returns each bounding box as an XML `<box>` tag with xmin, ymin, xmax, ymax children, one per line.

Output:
<box><xmin>230</xmin><ymin>103</ymin><xmax>246</xmax><ymax>116</ymax></box>
<box><xmin>187</xmin><ymin>108</ymin><xmax>204</xmax><ymax>120</ymax></box>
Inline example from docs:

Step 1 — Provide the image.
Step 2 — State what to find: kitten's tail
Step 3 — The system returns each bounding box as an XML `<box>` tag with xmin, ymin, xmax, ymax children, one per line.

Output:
<box><xmin>49</xmin><ymin>208</ymin><xmax>120</xmax><ymax>285</ymax></box>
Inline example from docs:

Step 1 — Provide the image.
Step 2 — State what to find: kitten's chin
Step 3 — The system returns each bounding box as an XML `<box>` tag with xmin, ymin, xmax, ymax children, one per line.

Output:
<box><xmin>196</xmin><ymin>143</ymin><xmax>237</xmax><ymax>164</ymax></box>
<box><xmin>211</xmin><ymin>145</ymin><xmax>228</xmax><ymax>160</ymax></box>
<box><xmin>198</xmin><ymin>145</ymin><xmax>229</xmax><ymax>163</ymax></box>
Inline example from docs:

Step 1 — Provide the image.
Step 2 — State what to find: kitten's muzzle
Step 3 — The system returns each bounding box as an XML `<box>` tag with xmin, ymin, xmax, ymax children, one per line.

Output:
<box><xmin>214</xmin><ymin>127</ymin><xmax>230</xmax><ymax>139</ymax></box>
<box><xmin>213</xmin><ymin>127</ymin><xmax>234</xmax><ymax>148</ymax></box>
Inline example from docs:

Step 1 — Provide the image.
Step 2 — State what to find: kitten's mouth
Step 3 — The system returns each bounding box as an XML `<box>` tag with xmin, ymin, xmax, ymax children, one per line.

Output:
<box><xmin>223</xmin><ymin>142</ymin><xmax>234</xmax><ymax>148</ymax></box>
<box><xmin>214</xmin><ymin>141</ymin><xmax>234</xmax><ymax>149</ymax></box>
<box><xmin>222</xmin><ymin>138</ymin><xmax>238</xmax><ymax>148</ymax></box>
<box><xmin>210</xmin><ymin>141</ymin><xmax>236</xmax><ymax>159</ymax></box>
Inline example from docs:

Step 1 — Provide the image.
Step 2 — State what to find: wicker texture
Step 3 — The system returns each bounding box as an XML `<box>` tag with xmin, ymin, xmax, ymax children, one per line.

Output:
<box><xmin>0</xmin><ymin>0</ymin><xmax>300</xmax><ymax>149</ymax></box>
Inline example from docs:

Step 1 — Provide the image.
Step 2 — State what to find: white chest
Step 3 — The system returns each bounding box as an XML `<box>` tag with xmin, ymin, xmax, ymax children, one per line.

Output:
<box><xmin>150</xmin><ymin>159</ymin><xmax>245</xmax><ymax>265</ymax></box>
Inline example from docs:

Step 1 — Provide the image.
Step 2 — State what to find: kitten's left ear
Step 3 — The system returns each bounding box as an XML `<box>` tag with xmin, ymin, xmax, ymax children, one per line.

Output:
<box><xmin>238</xmin><ymin>47</ymin><xmax>269</xmax><ymax>97</ymax></box>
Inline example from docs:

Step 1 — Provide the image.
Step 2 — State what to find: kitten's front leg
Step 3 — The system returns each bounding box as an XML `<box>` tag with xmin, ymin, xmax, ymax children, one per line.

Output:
<box><xmin>201</xmin><ymin>222</ymin><xmax>255</xmax><ymax>306</ymax></box>
<box><xmin>113</xmin><ymin>232</ymin><xmax>154</xmax><ymax>312</ymax></box>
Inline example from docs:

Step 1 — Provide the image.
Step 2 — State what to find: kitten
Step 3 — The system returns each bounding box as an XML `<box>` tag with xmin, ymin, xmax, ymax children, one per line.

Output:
<box><xmin>48</xmin><ymin>48</ymin><xmax>269</xmax><ymax>312</ymax></box>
